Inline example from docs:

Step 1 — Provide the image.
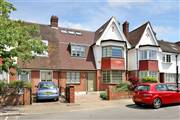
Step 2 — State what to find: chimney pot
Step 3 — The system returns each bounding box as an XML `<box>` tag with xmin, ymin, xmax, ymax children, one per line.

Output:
<box><xmin>122</xmin><ymin>21</ymin><xmax>129</xmax><ymax>38</ymax></box>
<box><xmin>50</xmin><ymin>15</ymin><xmax>58</xmax><ymax>28</ymax></box>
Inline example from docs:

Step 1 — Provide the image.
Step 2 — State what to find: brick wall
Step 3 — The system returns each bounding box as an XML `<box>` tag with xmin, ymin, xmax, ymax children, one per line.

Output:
<box><xmin>9</xmin><ymin>67</ymin><xmax>17</xmax><ymax>82</ymax></box>
<box><xmin>31</xmin><ymin>71</ymin><xmax>40</xmax><ymax>94</ymax></box>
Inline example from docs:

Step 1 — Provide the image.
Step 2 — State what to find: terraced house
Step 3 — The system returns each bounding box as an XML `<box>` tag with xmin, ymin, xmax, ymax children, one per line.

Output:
<box><xmin>0</xmin><ymin>16</ymin><xmax>180</xmax><ymax>94</ymax></box>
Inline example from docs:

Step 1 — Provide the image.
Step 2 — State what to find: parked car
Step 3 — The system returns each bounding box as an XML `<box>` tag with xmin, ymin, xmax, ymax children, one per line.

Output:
<box><xmin>132</xmin><ymin>83</ymin><xmax>180</xmax><ymax>109</ymax></box>
<box><xmin>36</xmin><ymin>81</ymin><xmax>59</xmax><ymax>101</ymax></box>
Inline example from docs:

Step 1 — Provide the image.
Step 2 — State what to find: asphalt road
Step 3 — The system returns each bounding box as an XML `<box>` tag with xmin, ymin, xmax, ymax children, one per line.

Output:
<box><xmin>1</xmin><ymin>104</ymin><xmax>180</xmax><ymax>120</ymax></box>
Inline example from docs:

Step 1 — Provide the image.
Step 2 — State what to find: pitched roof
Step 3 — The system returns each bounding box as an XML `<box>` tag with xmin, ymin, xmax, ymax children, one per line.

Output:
<box><xmin>18</xmin><ymin>23</ymin><xmax>96</xmax><ymax>70</ymax></box>
<box><xmin>158</xmin><ymin>40</ymin><xmax>180</xmax><ymax>53</ymax></box>
<box><xmin>94</xmin><ymin>17</ymin><xmax>113</xmax><ymax>43</ymax></box>
<box><xmin>127</xmin><ymin>22</ymin><xmax>149</xmax><ymax>47</ymax></box>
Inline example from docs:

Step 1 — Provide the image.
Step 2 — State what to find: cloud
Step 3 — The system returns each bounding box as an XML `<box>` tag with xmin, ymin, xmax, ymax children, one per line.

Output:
<box><xmin>60</xmin><ymin>21</ymin><xmax>91</xmax><ymax>30</ymax></box>
<box><xmin>107</xmin><ymin>0</ymin><xmax>152</xmax><ymax>8</ymax></box>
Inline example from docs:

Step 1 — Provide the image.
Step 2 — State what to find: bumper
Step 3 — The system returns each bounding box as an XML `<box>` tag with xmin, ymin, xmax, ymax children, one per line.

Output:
<box><xmin>37</xmin><ymin>94</ymin><xmax>59</xmax><ymax>100</ymax></box>
<box><xmin>133</xmin><ymin>96</ymin><xmax>153</xmax><ymax>105</ymax></box>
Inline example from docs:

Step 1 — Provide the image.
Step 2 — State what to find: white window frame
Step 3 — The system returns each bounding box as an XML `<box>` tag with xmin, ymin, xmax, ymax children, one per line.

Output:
<box><xmin>102</xmin><ymin>70</ymin><xmax>123</xmax><ymax>84</ymax></box>
<box><xmin>139</xmin><ymin>50</ymin><xmax>157</xmax><ymax>60</ymax></box>
<box><xmin>18</xmin><ymin>70</ymin><xmax>31</xmax><ymax>82</ymax></box>
<box><xmin>32</xmin><ymin>40</ymin><xmax>48</xmax><ymax>57</ymax></box>
<box><xmin>66</xmin><ymin>71</ymin><xmax>80</xmax><ymax>84</ymax></box>
<box><xmin>71</xmin><ymin>45</ymin><xmax>85</xmax><ymax>58</ymax></box>
<box><xmin>102</xmin><ymin>46</ymin><xmax>123</xmax><ymax>58</ymax></box>
<box><xmin>162</xmin><ymin>54</ymin><xmax>171</xmax><ymax>63</ymax></box>
<box><xmin>40</xmin><ymin>70</ymin><xmax>53</xmax><ymax>82</ymax></box>
<box><xmin>164</xmin><ymin>73</ymin><xmax>176</xmax><ymax>83</ymax></box>
<box><xmin>139</xmin><ymin>71</ymin><xmax>158</xmax><ymax>79</ymax></box>
<box><xmin>0</xmin><ymin>70</ymin><xmax>8</xmax><ymax>81</ymax></box>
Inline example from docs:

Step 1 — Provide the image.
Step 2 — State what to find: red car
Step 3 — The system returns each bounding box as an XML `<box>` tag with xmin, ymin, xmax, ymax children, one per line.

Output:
<box><xmin>133</xmin><ymin>83</ymin><xmax>180</xmax><ymax>109</ymax></box>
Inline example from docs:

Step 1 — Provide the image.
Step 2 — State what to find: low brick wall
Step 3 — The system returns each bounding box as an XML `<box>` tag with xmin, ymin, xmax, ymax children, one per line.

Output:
<box><xmin>0</xmin><ymin>88</ymin><xmax>31</xmax><ymax>106</ymax></box>
<box><xmin>107</xmin><ymin>86</ymin><xmax>132</xmax><ymax>100</ymax></box>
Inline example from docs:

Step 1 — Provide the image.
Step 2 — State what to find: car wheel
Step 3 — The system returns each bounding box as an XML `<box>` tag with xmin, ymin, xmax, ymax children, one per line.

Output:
<box><xmin>153</xmin><ymin>98</ymin><xmax>161</xmax><ymax>109</ymax></box>
<box><xmin>55</xmin><ymin>97</ymin><xmax>59</xmax><ymax>101</ymax></box>
<box><xmin>135</xmin><ymin>102</ymin><xmax>142</xmax><ymax>106</ymax></box>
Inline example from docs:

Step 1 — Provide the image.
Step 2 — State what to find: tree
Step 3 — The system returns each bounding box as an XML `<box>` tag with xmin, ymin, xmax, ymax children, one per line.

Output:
<box><xmin>0</xmin><ymin>0</ymin><xmax>47</xmax><ymax>73</ymax></box>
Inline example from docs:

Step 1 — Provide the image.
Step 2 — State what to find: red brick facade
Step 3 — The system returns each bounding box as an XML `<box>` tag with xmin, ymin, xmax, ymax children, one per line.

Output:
<box><xmin>139</xmin><ymin>60</ymin><xmax>159</xmax><ymax>71</ymax></box>
<box><xmin>101</xmin><ymin>58</ymin><xmax>125</xmax><ymax>70</ymax></box>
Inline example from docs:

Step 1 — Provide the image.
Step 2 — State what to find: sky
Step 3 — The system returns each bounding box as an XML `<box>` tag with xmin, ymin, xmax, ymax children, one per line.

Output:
<box><xmin>9</xmin><ymin>0</ymin><xmax>180</xmax><ymax>42</ymax></box>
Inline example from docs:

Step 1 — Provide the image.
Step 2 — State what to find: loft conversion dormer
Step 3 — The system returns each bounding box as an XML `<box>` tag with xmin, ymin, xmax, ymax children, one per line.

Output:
<box><xmin>60</xmin><ymin>29</ymin><xmax>82</xmax><ymax>36</ymax></box>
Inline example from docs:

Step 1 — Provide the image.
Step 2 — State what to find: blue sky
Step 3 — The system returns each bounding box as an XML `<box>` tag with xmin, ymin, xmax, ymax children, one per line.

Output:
<box><xmin>9</xmin><ymin>0</ymin><xmax>180</xmax><ymax>42</ymax></box>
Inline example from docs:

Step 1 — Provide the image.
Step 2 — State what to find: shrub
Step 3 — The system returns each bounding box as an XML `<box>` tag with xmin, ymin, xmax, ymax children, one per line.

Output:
<box><xmin>0</xmin><ymin>81</ymin><xmax>8</xmax><ymax>93</ymax></box>
<box><xmin>100</xmin><ymin>91</ymin><xmax>107</xmax><ymax>100</ymax></box>
<box><xmin>128</xmin><ymin>76</ymin><xmax>140</xmax><ymax>91</ymax></box>
<box><xmin>115</xmin><ymin>82</ymin><xmax>129</xmax><ymax>92</ymax></box>
<box><xmin>142</xmin><ymin>77</ymin><xmax>158</xmax><ymax>83</ymax></box>
<box><xmin>9</xmin><ymin>80</ymin><xmax>32</xmax><ymax>89</ymax></box>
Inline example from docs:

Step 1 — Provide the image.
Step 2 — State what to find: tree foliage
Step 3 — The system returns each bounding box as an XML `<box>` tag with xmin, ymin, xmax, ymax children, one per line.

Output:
<box><xmin>0</xmin><ymin>0</ymin><xmax>47</xmax><ymax>72</ymax></box>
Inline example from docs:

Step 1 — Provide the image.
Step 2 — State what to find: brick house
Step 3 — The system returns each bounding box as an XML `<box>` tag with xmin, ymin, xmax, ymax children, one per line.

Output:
<box><xmin>0</xmin><ymin>16</ymin><xmax>179</xmax><ymax>94</ymax></box>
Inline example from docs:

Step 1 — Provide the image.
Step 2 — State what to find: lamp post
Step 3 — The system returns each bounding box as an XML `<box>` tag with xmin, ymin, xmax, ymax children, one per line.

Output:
<box><xmin>175</xmin><ymin>54</ymin><xmax>179</xmax><ymax>92</ymax></box>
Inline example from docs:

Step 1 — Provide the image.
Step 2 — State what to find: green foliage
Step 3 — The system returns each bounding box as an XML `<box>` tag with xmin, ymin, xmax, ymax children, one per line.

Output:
<box><xmin>0</xmin><ymin>81</ymin><xmax>7</xmax><ymax>92</ymax></box>
<box><xmin>115</xmin><ymin>82</ymin><xmax>130</xmax><ymax>92</ymax></box>
<box><xmin>142</xmin><ymin>77</ymin><xmax>158</xmax><ymax>83</ymax></box>
<box><xmin>9</xmin><ymin>80</ymin><xmax>32</xmax><ymax>89</ymax></box>
<box><xmin>0</xmin><ymin>0</ymin><xmax>47</xmax><ymax>72</ymax></box>
<box><xmin>100</xmin><ymin>91</ymin><xmax>107</xmax><ymax>100</ymax></box>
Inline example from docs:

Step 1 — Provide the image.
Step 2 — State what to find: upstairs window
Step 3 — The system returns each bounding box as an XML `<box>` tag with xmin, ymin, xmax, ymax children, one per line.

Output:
<box><xmin>71</xmin><ymin>45</ymin><xmax>85</xmax><ymax>57</ymax></box>
<box><xmin>163</xmin><ymin>54</ymin><xmax>171</xmax><ymax>63</ymax></box>
<box><xmin>102</xmin><ymin>46</ymin><xmax>123</xmax><ymax>58</ymax></box>
<box><xmin>32</xmin><ymin>40</ymin><xmax>48</xmax><ymax>57</ymax></box>
<box><xmin>139</xmin><ymin>50</ymin><xmax>157</xmax><ymax>60</ymax></box>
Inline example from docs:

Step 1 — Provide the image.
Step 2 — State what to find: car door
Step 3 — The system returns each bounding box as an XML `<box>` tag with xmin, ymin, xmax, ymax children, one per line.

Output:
<box><xmin>155</xmin><ymin>84</ymin><xmax>172</xmax><ymax>104</ymax></box>
<box><xmin>167</xmin><ymin>84</ymin><xmax>180</xmax><ymax>103</ymax></box>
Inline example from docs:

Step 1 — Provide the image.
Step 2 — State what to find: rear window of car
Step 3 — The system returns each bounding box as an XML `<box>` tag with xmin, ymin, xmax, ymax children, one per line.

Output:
<box><xmin>39</xmin><ymin>82</ymin><xmax>56</xmax><ymax>89</ymax></box>
<box><xmin>135</xmin><ymin>85</ymin><xmax>150</xmax><ymax>91</ymax></box>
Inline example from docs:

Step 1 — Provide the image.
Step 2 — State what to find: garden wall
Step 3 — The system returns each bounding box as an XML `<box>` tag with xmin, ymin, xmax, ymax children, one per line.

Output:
<box><xmin>107</xmin><ymin>85</ymin><xmax>132</xmax><ymax>100</ymax></box>
<box><xmin>0</xmin><ymin>88</ymin><xmax>31</xmax><ymax>106</ymax></box>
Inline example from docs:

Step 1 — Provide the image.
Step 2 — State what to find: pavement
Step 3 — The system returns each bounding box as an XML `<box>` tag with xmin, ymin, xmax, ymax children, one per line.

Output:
<box><xmin>0</xmin><ymin>92</ymin><xmax>133</xmax><ymax>116</ymax></box>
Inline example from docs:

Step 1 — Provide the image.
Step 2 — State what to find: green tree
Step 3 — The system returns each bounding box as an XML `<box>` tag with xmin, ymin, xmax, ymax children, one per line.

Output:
<box><xmin>0</xmin><ymin>0</ymin><xmax>47</xmax><ymax>72</ymax></box>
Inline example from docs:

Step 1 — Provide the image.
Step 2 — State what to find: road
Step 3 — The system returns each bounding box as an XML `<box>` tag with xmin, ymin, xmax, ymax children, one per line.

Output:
<box><xmin>1</xmin><ymin>104</ymin><xmax>180</xmax><ymax>120</ymax></box>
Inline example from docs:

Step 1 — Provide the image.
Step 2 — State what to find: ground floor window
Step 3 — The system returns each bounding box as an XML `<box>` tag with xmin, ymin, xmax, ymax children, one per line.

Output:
<box><xmin>164</xmin><ymin>73</ymin><xmax>180</xmax><ymax>83</ymax></box>
<box><xmin>66</xmin><ymin>71</ymin><xmax>80</xmax><ymax>84</ymax></box>
<box><xmin>0</xmin><ymin>70</ymin><xmax>8</xmax><ymax>81</ymax></box>
<box><xmin>139</xmin><ymin>71</ymin><xmax>158</xmax><ymax>79</ymax></box>
<box><xmin>18</xmin><ymin>71</ymin><xmax>31</xmax><ymax>82</ymax></box>
<box><xmin>40</xmin><ymin>70</ymin><xmax>52</xmax><ymax>81</ymax></box>
<box><xmin>102</xmin><ymin>70</ymin><xmax>123</xmax><ymax>84</ymax></box>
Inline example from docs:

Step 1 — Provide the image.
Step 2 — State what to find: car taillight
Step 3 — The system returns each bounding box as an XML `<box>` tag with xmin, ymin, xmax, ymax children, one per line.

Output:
<box><xmin>143</xmin><ymin>93</ymin><xmax>152</xmax><ymax>97</ymax></box>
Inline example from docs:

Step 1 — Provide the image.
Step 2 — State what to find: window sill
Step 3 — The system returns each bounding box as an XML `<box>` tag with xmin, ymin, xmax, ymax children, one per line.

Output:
<box><xmin>66</xmin><ymin>83</ymin><xmax>80</xmax><ymax>85</ymax></box>
<box><xmin>162</xmin><ymin>62</ymin><xmax>172</xmax><ymax>64</ymax></box>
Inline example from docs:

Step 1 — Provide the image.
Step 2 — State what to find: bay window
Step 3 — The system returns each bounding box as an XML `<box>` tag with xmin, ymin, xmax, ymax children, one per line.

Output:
<box><xmin>140</xmin><ymin>50</ymin><xmax>157</xmax><ymax>60</ymax></box>
<box><xmin>102</xmin><ymin>70</ymin><xmax>123</xmax><ymax>84</ymax></box>
<box><xmin>102</xmin><ymin>46</ymin><xmax>123</xmax><ymax>58</ymax></box>
<box><xmin>139</xmin><ymin>71</ymin><xmax>158</xmax><ymax>79</ymax></box>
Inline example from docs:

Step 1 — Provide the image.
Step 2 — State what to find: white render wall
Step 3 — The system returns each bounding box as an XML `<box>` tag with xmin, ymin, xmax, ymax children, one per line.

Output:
<box><xmin>128</xmin><ymin>49</ymin><xmax>138</xmax><ymax>71</ymax></box>
<box><xmin>158</xmin><ymin>52</ymin><xmax>180</xmax><ymax>74</ymax></box>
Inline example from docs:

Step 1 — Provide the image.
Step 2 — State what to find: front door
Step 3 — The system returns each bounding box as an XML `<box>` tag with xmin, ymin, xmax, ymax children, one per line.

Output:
<box><xmin>87</xmin><ymin>72</ymin><xmax>96</xmax><ymax>92</ymax></box>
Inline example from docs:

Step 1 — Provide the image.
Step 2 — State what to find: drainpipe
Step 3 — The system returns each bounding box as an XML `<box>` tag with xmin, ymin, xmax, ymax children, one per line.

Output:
<box><xmin>136</xmin><ymin>48</ymin><xmax>139</xmax><ymax>78</ymax></box>
<box><xmin>175</xmin><ymin>54</ymin><xmax>179</xmax><ymax>92</ymax></box>
<box><xmin>125</xmin><ymin>43</ymin><xmax>128</xmax><ymax>81</ymax></box>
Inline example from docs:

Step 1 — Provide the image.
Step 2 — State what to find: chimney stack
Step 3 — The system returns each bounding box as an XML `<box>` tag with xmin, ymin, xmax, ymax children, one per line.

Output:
<box><xmin>50</xmin><ymin>15</ymin><xmax>58</xmax><ymax>28</ymax></box>
<box><xmin>122</xmin><ymin>21</ymin><xmax>129</xmax><ymax>38</ymax></box>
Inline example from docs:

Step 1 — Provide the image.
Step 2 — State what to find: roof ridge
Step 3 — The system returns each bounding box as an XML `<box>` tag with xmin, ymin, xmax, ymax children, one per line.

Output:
<box><xmin>129</xmin><ymin>21</ymin><xmax>149</xmax><ymax>33</ymax></box>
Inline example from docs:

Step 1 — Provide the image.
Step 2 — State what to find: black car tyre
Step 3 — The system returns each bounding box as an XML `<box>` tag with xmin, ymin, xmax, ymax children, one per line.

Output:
<box><xmin>134</xmin><ymin>102</ymin><xmax>142</xmax><ymax>106</ymax></box>
<box><xmin>153</xmin><ymin>98</ymin><xmax>161</xmax><ymax>109</ymax></box>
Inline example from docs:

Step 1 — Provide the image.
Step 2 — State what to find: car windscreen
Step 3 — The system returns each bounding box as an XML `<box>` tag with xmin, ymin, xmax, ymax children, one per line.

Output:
<box><xmin>135</xmin><ymin>85</ymin><xmax>150</xmax><ymax>91</ymax></box>
<box><xmin>39</xmin><ymin>83</ymin><xmax>56</xmax><ymax>89</ymax></box>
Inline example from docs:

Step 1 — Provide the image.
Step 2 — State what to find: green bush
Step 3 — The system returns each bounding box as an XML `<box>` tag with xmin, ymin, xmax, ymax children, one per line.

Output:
<box><xmin>100</xmin><ymin>91</ymin><xmax>107</xmax><ymax>100</ymax></box>
<box><xmin>0</xmin><ymin>81</ymin><xmax>7</xmax><ymax>93</ymax></box>
<box><xmin>142</xmin><ymin>77</ymin><xmax>158</xmax><ymax>83</ymax></box>
<box><xmin>9</xmin><ymin>80</ymin><xmax>32</xmax><ymax>89</ymax></box>
<box><xmin>115</xmin><ymin>82</ymin><xmax>130</xmax><ymax>92</ymax></box>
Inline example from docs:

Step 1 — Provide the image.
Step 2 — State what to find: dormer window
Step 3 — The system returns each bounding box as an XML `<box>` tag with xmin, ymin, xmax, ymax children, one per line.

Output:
<box><xmin>163</xmin><ymin>54</ymin><xmax>171</xmax><ymax>63</ymax></box>
<box><xmin>71</xmin><ymin>45</ymin><xmax>85</xmax><ymax>57</ymax></box>
<box><xmin>32</xmin><ymin>40</ymin><xmax>48</xmax><ymax>57</ymax></box>
<box><xmin>102</xmin><ymin>46</ymin><xmax>123</xmax><ymax>58</ymax></box>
